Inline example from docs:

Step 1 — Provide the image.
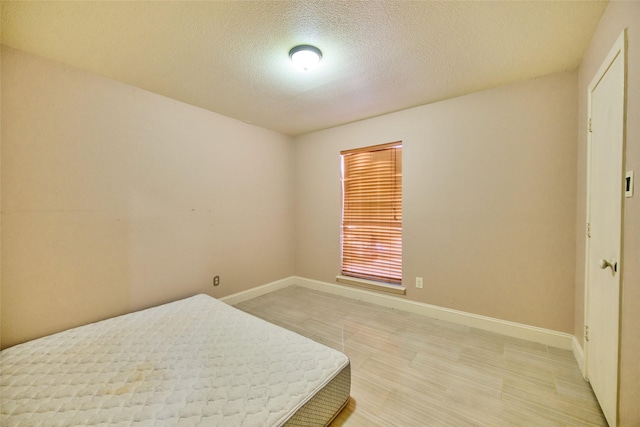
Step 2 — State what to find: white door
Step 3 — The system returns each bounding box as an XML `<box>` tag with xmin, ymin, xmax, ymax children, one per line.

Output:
<box><xmin>584</xmin><ymin>30</ymin><xmax>626</xmax><ymax>427</ymax></box>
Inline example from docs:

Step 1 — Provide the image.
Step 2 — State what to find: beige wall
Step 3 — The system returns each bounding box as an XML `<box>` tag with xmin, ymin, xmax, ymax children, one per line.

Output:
<box><xmin>294</xmin><ymin>71</ymin><xmax>578</xmax><ymax>333</ymax></box>
<box><xmin>0</xmin><ymin>47</ymin><xmax>295</xmax><ymax>349</ymax></box>
<box><xmin>574</xmin><ymin>1</ymin><xmax>640</xmax><ymax>425</ymax></box>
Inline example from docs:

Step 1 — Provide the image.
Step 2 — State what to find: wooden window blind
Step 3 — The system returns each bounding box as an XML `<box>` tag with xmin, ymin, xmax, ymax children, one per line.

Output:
<box><xmin>340</xmin><ymin>142</ymin><xmax>402</xmax><ymax>285</ymax></box>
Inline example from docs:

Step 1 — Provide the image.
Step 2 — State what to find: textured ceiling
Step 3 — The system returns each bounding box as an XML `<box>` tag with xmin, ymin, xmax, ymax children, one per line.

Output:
<box><xmin>1</xmin><ymin>1</ymin><xmax>608</xmax><ymax>136</ymax></box>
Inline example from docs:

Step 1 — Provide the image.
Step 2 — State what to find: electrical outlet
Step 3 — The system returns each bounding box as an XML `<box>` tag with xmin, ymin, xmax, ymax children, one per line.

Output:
<box><xmin>416</xmin><ymin>277</ymin><xmax>423</xmax><ymax>289</ymax></box>
<box><xmin>213</xmin><ymin>276</ymin><xmax>220</xmax><ymax>286</ymax></box>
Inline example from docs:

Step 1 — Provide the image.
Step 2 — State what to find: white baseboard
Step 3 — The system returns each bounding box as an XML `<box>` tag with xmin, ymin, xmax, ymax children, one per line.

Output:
<box><xmin>573</xmin><ymin>336</ymin><xmax>586</xmax><ymax>376</ymax></box>
<box><xmin>219</xmin><ymin>277</ymin><xmax>295</xmax><ymax>305</ymax></box>
<box><xmin>221</xmin><ymin>275</ymin><xmax>575</xmax><ymax>351</ymax></box>
<box><xmin>293</xmin><ymin>276</ymin><xmax>574</xmax><ymax>350</ymax></box>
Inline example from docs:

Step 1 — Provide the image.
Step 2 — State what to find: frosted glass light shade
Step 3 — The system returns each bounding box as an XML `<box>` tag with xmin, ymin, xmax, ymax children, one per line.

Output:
<box><xmin>289</xmin><ymin>45</ymin><xmax>322</xmax><ymax>71</ymax></box>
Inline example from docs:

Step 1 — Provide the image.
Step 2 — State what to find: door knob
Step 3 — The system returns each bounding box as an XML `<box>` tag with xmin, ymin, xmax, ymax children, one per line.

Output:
<box><xmin>599</xmin><ymin>259</ymin><xmax>618</xmax><ymax>272</ymax></box>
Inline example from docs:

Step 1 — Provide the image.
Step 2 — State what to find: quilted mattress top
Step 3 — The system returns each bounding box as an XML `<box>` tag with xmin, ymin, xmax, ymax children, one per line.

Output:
<box><xmin>1</xmin><ymin>293</ymin><xmax>349</xmax><ymax>426</ymax></box>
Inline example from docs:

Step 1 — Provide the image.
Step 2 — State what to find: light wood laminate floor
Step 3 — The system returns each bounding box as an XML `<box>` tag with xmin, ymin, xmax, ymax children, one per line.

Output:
<box><xmin>235</xmin><ymin>285</ymin><xmax>606</xmax><ymax>427</ymax></box>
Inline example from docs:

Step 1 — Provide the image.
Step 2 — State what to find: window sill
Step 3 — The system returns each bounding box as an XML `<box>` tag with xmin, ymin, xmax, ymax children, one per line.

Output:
<box><xmin>335</xmin><ymin>275</ymin><xmax>406</xmax><ymax>295</ymax></box>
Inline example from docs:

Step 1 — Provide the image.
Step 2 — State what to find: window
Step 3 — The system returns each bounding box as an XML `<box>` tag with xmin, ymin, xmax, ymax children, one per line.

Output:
<box><xmin>340</xmin><ymin>142</ymin><xmax>402</xmax><ymax>285</ymax></box>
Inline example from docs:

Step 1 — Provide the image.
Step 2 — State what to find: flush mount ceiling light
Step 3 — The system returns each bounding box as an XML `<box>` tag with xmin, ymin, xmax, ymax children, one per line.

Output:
<box><xmin>289</xmin><ymin>45</ymin><xmax>322</xmax><ymax>71</ymax></box>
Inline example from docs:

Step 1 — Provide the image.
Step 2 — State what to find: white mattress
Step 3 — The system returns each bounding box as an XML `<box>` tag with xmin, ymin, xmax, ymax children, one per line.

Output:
<box><xmin>1</xmin><ymin>294</ymin><xmax>350</xmax><ymax>426</ymax></box>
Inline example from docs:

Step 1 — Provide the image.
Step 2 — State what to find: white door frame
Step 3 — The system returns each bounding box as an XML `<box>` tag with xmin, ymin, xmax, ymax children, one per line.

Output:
<box><xmin>583</xmin><ymin>29</ymin><xmax>627</xmax><ymax>426</ymax></box>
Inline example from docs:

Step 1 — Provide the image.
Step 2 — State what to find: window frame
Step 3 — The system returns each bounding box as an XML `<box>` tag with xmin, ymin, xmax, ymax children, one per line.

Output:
<box><xmin>339</xmin><ymin>141</ymin><xmax>403</xmax><ymax>290</ymax></box>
